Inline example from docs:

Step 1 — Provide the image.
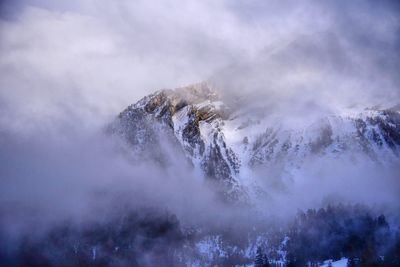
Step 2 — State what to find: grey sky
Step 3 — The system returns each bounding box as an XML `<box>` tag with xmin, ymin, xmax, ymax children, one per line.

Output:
<box><xmin>0</xmin><ymin>0</ymin><xmax>399</xmax><ymax>228</ymax></box>
<box><xmin>1</xmin><ymin>0</ymin><xmax>399</xmax><ymax>136</ymax></box>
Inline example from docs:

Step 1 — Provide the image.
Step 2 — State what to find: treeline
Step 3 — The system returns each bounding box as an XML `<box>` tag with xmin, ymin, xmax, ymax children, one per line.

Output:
<box><xmin>1</xmin><ymin>205</ymin><xmax>399</xmax><ymax>267</ymax></box>
<box><xmin>0</xmin><ymin>209</ymin><xmax>184</xmax><ymax>267</ymax></box>
<box><xmin>283</xmin><ymin>204</ymin><xmax>400</xmax><ymax>267</ymax></box>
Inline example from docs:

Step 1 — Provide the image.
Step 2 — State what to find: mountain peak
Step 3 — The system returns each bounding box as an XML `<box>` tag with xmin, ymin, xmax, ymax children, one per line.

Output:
<box><xmin>133</xmin><ymin>82</ymin><xmax>219</xmax><ymax>110</ymax></box>
<box><xmin>109</xmin><ymin>82</ymin><xmax>243</xmax><ymax>200</ymax></box>
<box><xmin>173</xmin><ymin>82</ymin><xmax>219</xmax><ymax>103</ymax></box>
<box><xmin>111</xmin><ymin>84</ymin><xmax>400</xmax><ymax>202</ymax></box>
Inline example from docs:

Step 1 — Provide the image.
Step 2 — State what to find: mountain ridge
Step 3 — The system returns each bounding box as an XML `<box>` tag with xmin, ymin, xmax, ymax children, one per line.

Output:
<box><xmin>109</xmin><ymin>82</ymin><xmax>400</xmax><ymax>201</ymax></box>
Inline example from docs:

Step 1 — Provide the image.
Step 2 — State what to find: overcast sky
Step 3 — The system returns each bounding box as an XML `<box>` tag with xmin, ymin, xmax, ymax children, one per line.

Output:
<box><xmin>1</xmin><ymin>0</ymin><xmax>399</xmax><ymax>137</ymax></box>
<box><xmin>0</xmin><ymin>1</ymin><xmax>400</xmax><ymax>233</ymax></box>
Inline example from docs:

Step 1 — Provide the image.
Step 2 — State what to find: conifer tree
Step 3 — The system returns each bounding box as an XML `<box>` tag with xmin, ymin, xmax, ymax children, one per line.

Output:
<box><xmin>254</xmin><ymin>246</ymin><xmax>270</xmax><ymax>267</ymax></box>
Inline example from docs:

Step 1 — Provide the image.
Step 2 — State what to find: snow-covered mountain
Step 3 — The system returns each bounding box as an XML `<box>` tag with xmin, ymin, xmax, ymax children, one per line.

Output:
<box><xmin>109</xmin><ymin>82</ymin><xmax>400</xmax><ymax>200</ymax></box>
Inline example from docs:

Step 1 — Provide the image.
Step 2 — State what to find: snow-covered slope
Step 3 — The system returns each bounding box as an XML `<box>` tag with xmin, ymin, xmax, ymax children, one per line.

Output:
<box><xmin>109</xmin><ymin>82</ymin><xmax>400</xmax><ymax>200</ymax></box>
<box><xmin>109</xmin><ymin>83</ymin><xmax>243</xmax><ymax>200</ymax></box>
<box><xmin>320</xmin><ymin>258</ymin><xmax>348</xmax><ymax>267</ymax></box>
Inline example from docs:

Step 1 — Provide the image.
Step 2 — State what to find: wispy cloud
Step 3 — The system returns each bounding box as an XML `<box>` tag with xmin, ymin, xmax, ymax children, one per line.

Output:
<box><xmin>0</xmin><ymin>0</ymin><xmax>399</xmax><ymax>236</ymax></box>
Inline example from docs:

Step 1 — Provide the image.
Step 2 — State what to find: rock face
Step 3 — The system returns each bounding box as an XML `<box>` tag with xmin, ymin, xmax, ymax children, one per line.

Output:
<box><xmin>109</xmin><ymin>83</ymin><xmax>242</xmax><ymax>199</ymax></box>
<box><xmin>110</xmin><ymin>82</ymin><xmax>400</xmax><ymax>199</ymax></box>
<box><xmin>242</xmin><ymin>108</ymin><xmax>400</xmax><ymax>169</ymax></box>
<box><xmin>237</xmin><ymin>110</ymin><xmax>400</xmax><ymax>170</ymax></box>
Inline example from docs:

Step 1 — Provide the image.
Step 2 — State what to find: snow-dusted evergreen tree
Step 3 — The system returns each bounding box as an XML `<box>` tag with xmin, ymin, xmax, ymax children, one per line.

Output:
<box><xmin>254</xmin><ymin>247</ymin><xmax>270</xmax><ymax>267</ymax></box>
<box><xmin>347</xmin><ymin>257</ymin><xmax>356</xmax><ymax>267</ymax></box>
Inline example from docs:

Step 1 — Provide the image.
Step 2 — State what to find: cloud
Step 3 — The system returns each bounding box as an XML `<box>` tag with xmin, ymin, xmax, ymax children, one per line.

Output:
<box><xmin>0</xmin><ymin>128</ymin><xmax>230</xmax><ymax>230</ymax></box>
<box><xmin>0</xmin><ymin>0</ymin><xmax>399</xmax><ymax>239</ymax></box>
<box><xmin>1</xmin><ymin>0</ymin><xmax>399</xmax><ymax>137</ymax></box>
<box><xmin>0</xmin><ymin>0</ymin><xmax>251</xmax><ymax>135</ymax></box>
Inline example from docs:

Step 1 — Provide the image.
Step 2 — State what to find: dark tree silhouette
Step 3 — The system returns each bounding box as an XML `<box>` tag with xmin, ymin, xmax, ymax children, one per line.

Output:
<box><xmin>254</xmin><ymin>246</ymin><xmax>270</xmax><ymax>267</ymax></box>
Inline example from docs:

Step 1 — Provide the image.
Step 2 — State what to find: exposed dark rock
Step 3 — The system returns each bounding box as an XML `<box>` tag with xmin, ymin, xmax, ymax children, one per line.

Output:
<box><xmin>109</xmin><ymin>83</ymin><xmax>241</xmax><ymax>197</ymax></box>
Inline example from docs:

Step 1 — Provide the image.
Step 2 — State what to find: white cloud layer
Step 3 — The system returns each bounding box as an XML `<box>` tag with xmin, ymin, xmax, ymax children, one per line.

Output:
<box><xmin>2</xmin><ymin>0</ymin><xmax>398</xmax><ymax>136</ymax></box>
<box><xmin>0</xmin><ymin>0</ymin><xmax>399</xmax><ymax>231</ymax></box>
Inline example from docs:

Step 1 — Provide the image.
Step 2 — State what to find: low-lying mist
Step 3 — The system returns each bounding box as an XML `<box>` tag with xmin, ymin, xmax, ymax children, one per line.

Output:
<box><xmin>1</xmin><ymin>118</ymin><xmax>399</xmax><ymax>266</ymax></box>
<box><xmin>1</xmin><ymin>0</ymin><xmax>400</xmax><ymax>265</ymax></box>
<box><xmin>1</xmin><ymin>116</ymin><xmax>399</xmax><ymax>231</ymax></box>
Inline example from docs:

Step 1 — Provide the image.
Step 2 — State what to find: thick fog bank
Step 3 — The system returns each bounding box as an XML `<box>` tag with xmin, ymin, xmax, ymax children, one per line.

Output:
<box><xmin>0</xmin><ymin>1</ymin><xmax>399</xmax><ymax>265</ymax></box>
